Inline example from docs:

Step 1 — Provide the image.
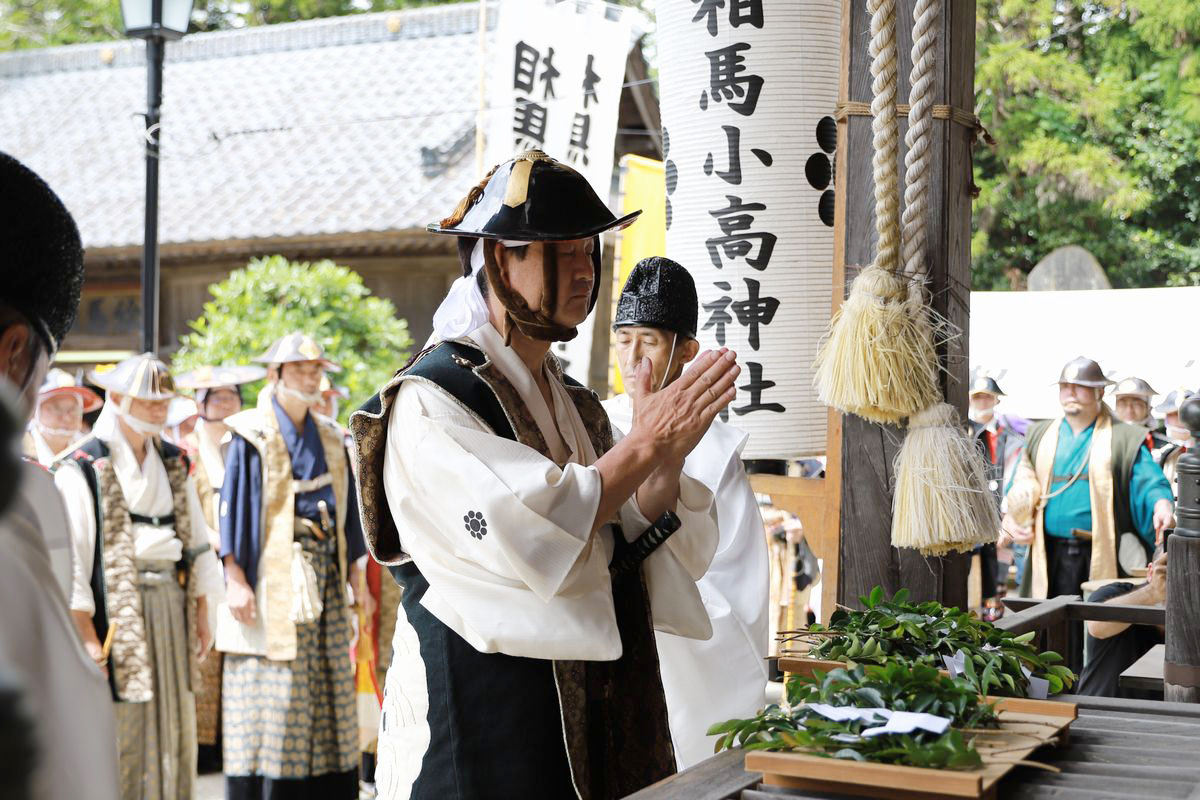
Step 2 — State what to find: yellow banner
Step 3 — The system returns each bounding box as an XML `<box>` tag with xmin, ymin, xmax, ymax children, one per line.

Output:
<box><xmin>611</xmin><ymin>155</ymin><xmax>666</xmax><ymax>395</ymax></box>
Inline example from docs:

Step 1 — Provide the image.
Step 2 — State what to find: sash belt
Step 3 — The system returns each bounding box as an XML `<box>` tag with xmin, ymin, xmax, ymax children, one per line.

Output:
<box><xmin>129</xmin><ymin>512</ymin><xmax>176</xmax><ymax>527</ymax></box>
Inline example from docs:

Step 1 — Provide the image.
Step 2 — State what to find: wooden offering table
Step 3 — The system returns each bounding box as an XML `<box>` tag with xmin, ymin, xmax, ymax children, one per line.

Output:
<box><xmin>625</xmin><ymin>695</ymin><xmax>1200</xmax><ymax>800</ymax></box>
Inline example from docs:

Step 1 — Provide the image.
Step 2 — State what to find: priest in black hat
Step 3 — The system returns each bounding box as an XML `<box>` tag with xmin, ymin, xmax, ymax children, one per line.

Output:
<box><xmin>602</xmin><ymin>256</ymin><xmax>769</xmax><ymax>769</ymax></box>
<box><xmin>351</xmin><ymin>151</ymin><xmax>742</xmax><ymax>799</ymax></box>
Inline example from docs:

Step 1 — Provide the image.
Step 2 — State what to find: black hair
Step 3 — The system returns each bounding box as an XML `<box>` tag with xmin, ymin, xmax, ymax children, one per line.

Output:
<box><xmin>0</xmin><ymin>152</ymin><xmax>84</xmax><ymax>351</ymax></box>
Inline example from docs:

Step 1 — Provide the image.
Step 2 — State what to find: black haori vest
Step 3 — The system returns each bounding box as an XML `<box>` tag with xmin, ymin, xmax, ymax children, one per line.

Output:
<box><xmin>350</xmin><ymin>339</ymin><xmax>676</xmax><ymax>800</ymax></box>
<box><xmin>58</xmin><ymin>436</ymin><xmax>201</xmax><ymax>702</ymax></box>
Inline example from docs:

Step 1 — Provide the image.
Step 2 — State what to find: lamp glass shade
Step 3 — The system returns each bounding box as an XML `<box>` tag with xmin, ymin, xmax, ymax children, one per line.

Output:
<box><xmin>121</xmin><ymin>0</ymin><xmax>194</xmax><ymax>38</ymax></box>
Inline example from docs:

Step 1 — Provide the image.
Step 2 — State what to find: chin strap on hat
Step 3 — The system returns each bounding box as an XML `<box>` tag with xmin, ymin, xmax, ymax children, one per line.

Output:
<box><xmin>482</xmin><ymin>240</ymin><xmax>579</xmax><ymax>344</ymax></box>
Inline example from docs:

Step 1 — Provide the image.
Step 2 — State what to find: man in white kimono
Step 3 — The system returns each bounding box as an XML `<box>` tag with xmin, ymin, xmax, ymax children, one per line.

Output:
<box><xmin>0</xmin><ymin>150</ymin><xmax>119</xmax><ymax>800</ymax></box>
<box><xmin>352</xmin><ymin>151</ymin><xmax>740</xmax><ymax>800</ymax></box>
<box><xmin>55</xmin><ymin>354</ymin><xmax>224</xmax><ymax>800</ymax></box>
<box><xmin>603</xmin><ymin>256</ymin><xmax>769</xmax><ymax>769</ymax></box>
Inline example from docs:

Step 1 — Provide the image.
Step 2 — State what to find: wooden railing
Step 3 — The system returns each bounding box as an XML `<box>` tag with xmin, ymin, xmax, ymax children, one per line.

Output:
<box><xmin>996</xmin><ymin>595</ymin><xmax>1164</xmax><ymax>674</ymax></box>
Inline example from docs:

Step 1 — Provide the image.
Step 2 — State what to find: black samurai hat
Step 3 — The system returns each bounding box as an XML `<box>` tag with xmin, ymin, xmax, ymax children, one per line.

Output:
<box><xmin>613</xmin><ymin>257</ymin><xmax>699</xmax><ymax>340</ymax></box>
<box><xmin>0</xmin><ymin>152</ymin><xmax>84</xmax><ymax>352</ymax></box>
<box><xmin>427</xmin><ymin>150</ymin><xmax>641</xmax><ymax>242</ymax></box>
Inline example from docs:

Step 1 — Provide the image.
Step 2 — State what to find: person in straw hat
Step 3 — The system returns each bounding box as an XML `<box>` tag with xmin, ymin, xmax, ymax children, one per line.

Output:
<box><xmin>173</xmin><ymin>364</ymin><xmax>266</xmax><ymax>774</ymax></box>
<box><xmin>350</xmin><ymin>150</ymin><xmax>738</xmax><ymax>799</ymax></box>
<box><xmin>0</xmin><ymin>150</ymin><xmax>119</xmax><ymax>800</ymax></box>
<box><xmin>216</xmin><ymin>333</ymin><xmax>366</xmax><ymax>800</ymax></box>
<box><xmin>1001</xmin><ymin>356</ymin><xmax>1175</xmax><ymax>601</ymax></box>
<box><xmin>54</xmin><ymin>352</ymin><xmax>224</xmax><ymax>800</ymax></box>
<box><xmin>1111</xmin><ymin>376</ymin><xmax>1167</xmax><ymax>450</ymax></box>
<box><xmin>602</xmin><ymin>255</ymin><xmax>769</xmax><ymax>770</ymax></box>
<box><xmin>1153</xmin><ymin>387</ymin><xmax>1197</xmax><ymax>499</ymax></box>
<box><xmin>23</xmin><ymin>367</ymin><xmax>101</xmax><ymax>467</ymax></box>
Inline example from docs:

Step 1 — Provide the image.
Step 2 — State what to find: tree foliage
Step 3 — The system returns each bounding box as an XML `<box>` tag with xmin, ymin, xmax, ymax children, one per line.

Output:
<box><xmin>974</xmin><ymin>1</ymin><xmax>1200</xmax><ymax>289</ymax></box>
<box><xmin>172</xmin><ymin>255</ymin><xmax>411</xmax><ymax>423</ymax></box>
<box><xmin>0</xmin><ymin>0</ymin><xmax>457</xmax><ymax>49</ymax></box>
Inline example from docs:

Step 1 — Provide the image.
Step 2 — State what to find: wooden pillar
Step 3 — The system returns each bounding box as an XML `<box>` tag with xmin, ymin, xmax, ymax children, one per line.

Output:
<box><xmin>834</xmin><ymin>0</ymin><xmax>975</xmax><ymax>608</ymax></box>
<box><xmin>1166</xmin><ymin>397</ymin><xmax>1200</xmax><ymax>702</ymax></box>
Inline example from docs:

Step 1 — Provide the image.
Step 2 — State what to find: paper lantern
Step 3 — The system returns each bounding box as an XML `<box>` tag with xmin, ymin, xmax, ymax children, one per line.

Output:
<box><xmin>657</xmin><ymin>0</ymin><xmax>841</xmax><ymax>458</ymax></box>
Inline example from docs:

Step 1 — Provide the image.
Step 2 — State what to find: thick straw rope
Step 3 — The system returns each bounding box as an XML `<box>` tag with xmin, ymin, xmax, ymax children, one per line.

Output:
<box><xmin>890</xmin><ymin>0</ymin><xmax>998</xmax><ymax>555</ymax></box>
<box><xmin>901</xmin><ymin>0</ymin><xmax>938</xmax><ymax>280</ymax></box>
<box><xmin>867</xmin><ymin>0</ymin><xmax>900</xmax><ymax>276</ymax></box>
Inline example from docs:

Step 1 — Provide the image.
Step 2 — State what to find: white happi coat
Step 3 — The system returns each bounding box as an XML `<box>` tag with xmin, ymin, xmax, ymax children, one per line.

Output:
<box><xmin>54</xmin><ymin>427</ymin><xmax>223</xmax><ymax>617</ymax></box>
<box><xmin>376</xmin><ymin>323</ymin><xmax>719</xmax><ymax>795</ymax></box>
<box><xmin>0</xmin><ymin>465</ymin><xmax>119</xmax><ymax>800</ymax></box>
<box><xmin>604</xmin><ymin>392</ymin><xmax>770</xmax><ymax>769</ymax></box>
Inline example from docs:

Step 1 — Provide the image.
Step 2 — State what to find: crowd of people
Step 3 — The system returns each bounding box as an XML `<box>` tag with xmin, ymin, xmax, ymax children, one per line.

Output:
<box><xmin>0</xmin><ymin>149</ymin><xmax>773</xmax><ymax>800</ymax></box>
<box><xmin>968</xmin><ymin>359</ymin><xmax>1191</xmax><ymax>695</ymax></box>
<box><xmin>1</xmin><ymin>143</ymin><xmax>1193</xmax><ymax>800</ymax></box>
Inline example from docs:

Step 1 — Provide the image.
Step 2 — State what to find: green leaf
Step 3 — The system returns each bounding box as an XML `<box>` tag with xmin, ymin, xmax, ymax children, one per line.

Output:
<box><xmin>869</xmin><ymin>586</ymin><xmax>884</xmax><ymax>608</ymax></box>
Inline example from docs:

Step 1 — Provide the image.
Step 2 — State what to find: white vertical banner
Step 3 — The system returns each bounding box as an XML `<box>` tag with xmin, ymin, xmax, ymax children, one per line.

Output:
<box><xmin>657</xmin><ymin>0</ymin><xmax>840</xmax><ymax>458</ymax></box>
<box><xmin>486</xmin><ymin>0</ymin><xmax>633</xmax><ymax>383</ymax></box>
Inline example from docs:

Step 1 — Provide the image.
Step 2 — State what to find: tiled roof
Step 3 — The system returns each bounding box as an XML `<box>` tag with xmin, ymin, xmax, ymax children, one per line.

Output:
<box><xmin>0</xmin><ymin>5</ymin><xmax>498</xmax><ymax>251</ymax></box>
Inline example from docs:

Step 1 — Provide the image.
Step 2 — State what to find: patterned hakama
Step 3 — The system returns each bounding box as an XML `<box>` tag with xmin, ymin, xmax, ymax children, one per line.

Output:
<box><xmin>114</xmin><ymin>562</ymin><xmax>198</xmax><ymax>800</ymax></box>
<box><xmin>223</xmin><ymin>533</ymin><xmax>358</xmax><ymax>797</ymax></box>
<box><xmin>195</xmin><ymin>649</ymin><xmax>222</xmax><ymax>746</ymax></box>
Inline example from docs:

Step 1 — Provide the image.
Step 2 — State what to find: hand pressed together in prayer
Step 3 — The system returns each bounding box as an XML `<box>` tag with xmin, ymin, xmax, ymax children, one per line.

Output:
<box><xmin>629</xmin><ymin>348</ymin><xmax>740</xmax><ymax>463</ymax></box>
<box><xmin>591</xmin><ymin>349</ymin><xmax>739</xmax><ymax>531</ymax></box>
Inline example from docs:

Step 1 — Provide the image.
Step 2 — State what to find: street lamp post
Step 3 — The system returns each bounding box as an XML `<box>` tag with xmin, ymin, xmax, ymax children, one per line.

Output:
<box><xmin>121</xmin><ymin>0</ymin><xmax>193</xmax><ymax>356</ymax></box>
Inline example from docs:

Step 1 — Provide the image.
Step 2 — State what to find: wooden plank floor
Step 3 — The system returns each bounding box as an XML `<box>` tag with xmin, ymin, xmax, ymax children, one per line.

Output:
<box><xmin>626</xmin><ymin>697</ymin><xmax>1200</xmax><ymax>799</ymax></box>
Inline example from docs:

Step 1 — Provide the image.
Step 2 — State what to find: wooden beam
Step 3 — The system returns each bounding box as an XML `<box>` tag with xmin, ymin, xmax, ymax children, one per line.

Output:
<box><xmin>835</xmin><ymin>0</ymin><xmax>976</xmax><ymax>610</ymax></box>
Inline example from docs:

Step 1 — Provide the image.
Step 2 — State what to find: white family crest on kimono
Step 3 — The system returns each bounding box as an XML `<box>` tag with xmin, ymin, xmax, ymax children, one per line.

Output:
<box><xmin>604</xmin><ymin>392</ymin><xmax>770</xmax><ymax>769</ymax></box>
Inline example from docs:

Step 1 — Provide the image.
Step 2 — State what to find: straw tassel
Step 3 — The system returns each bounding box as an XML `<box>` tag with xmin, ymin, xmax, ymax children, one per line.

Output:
<box><xmin>812</xmin><ymin>0</ymin><xmax>941</xmax><ymax>424</ymax></box>
<box><xmin>891</xmin><ymin>404</ymin><xmax>1000</xmax><ymax>555</ymax></box>
<box><xmin>813</xmin><ymin>266</ymin><xmax>940</xmax><ymax>424</ymax></box>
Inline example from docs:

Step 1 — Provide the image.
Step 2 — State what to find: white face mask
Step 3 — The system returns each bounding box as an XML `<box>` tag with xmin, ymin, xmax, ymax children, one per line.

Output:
<box><xmin>116</xmin><ymin>394</ymin><xmax>165</xmax><ymax>436</ymax></box>
<box><xmin>1166</xmin><ymin>423</ymin><xmax>1191</xmax><ymax>444</ymax></box>
<box><xmin>276</xmin><ymin>381</ymin><xmax>322</xmax><ymax>407</ymax></box>
<box><xmin>116</xmin><ymin>408</ymin><xmax>165</xmax><ymax>436</ymax></box>
<box><xmin>34</xmin><ymin>420</ymin><xmax>79</xmax><ymax>440</ymax></box>
<box><xmin>967</xmin><ymin>405</ymin><xmax>993</xmax><ymax>423</ymax></box>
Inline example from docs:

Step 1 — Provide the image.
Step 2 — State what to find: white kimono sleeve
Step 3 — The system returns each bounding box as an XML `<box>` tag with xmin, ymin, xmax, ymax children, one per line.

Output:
<box><xmin>54</xmin><ymin>461</ymin><xmax>98</xmax><ymax>615</ymax></box>
<box><xmin>384</xmin><ymin>381</ymin><xmax>621</xmax><ymax>660</ymax></box>
<box><xmin>185</xmin><ymin>478</ymin><xmax>224</xmax><ymax>602</ymax></box>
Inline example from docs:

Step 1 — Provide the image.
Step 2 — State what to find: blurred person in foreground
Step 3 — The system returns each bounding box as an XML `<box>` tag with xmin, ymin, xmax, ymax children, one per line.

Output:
<box><xmin>603</xmin><ymin>256</ymin><xmax>769</xmax><ymax>769</ymax></box>
<box><xmin>55</xmin><ymin>353</ymin><xmax>224</xmax><ymax>800</ymax></box>
<box><xmin>352</xmin><ymin>151</ymin><xmax>734</xmax><ymax>798</ymax></box>
<box><xmin>1002</xmin><ymin>356</ymin><xmax>1174</xmax><ymax>599</ymax></box>
<box><xmin>0</xmin><ymin>150</ymin><xmax>118</xmax><ymax>800</ymax></box>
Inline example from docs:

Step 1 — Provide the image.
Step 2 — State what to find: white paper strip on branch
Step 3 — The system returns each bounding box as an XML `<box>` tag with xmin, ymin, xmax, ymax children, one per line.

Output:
<box><xmin>657</xmin><ymin>0</ymin><xmax>840</xmax><ymax>458</ymax></box>
<box><xmin>485</xmin><ymin>0</ymin><xmax>633</xmax><ymax>383</ymax></box>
